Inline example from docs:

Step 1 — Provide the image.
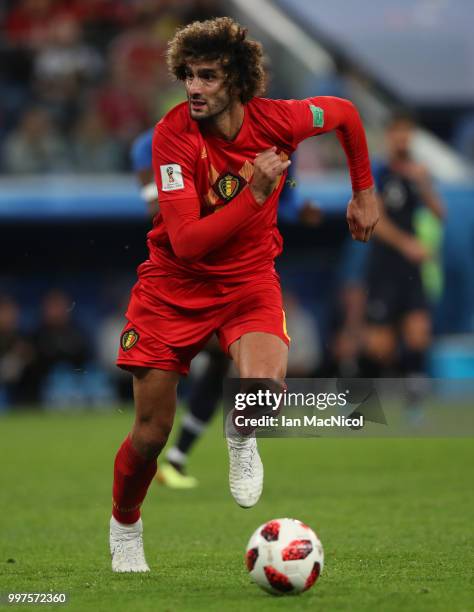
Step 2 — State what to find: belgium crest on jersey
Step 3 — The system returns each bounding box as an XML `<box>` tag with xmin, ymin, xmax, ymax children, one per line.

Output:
<box><xmin>121</xmin><ymin>329</ymin><xmax>139</xmax><ymax>351</ymax></box>
<box><xmin>215</xmin><ymin>172</ymin><xmax>244</xmax><ymax>201</ymax></box>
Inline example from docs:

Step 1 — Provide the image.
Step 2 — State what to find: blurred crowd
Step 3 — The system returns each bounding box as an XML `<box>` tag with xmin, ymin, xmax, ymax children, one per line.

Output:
<box><xmin>0</xmin><ymin>285</ymin><xmax>323</xmax><ymax>409</ymax></box>
<box><xmin>0</xmin><ymin>260</ymin><xmax>427</xmax><ymax>410</ymax></box>
<box><xmin>2</xmin><ymin>0</ymin><xmax>472</xmax><ymax>175</ymax></box>
<box><xmin>0</xmin><ymin>289</ymin><xmax>88</xmax><ymax>406</ymax></box>
<box><xmin>0</xmin><ymin>0</ymin><xmax>226</xmax><ymax>174</ymax></box>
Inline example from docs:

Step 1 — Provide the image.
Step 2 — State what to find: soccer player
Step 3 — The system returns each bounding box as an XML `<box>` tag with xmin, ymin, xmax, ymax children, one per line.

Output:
<box><xmin>131</xmin><ymin>128</ymin><xmax>230</xmax><ymax>489</ymax></box>
<box><xmin>130</xmin><ymin>129</ymin><xmax>313</xmax><ymax>489</ymax></box>
<box><xmin>110</xmin><ymin>17</ymin><xmax>378</xmax><ymax>572</ymax></box>
<box><xmin>362</xmin><ymin>112</ymin><xmax>444</xmax><ymax>409</ymax></box>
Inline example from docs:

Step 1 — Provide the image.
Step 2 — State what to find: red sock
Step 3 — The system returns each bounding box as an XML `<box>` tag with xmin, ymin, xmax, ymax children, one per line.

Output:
<box><xmin>112</xmin><ymin>436</ymin><xmax>157</xmax><ymax>524</ymax></box>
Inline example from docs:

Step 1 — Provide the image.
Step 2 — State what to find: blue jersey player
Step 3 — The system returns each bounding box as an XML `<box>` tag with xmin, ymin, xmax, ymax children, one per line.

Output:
<box><xmin>362</xmin><ymin>112</ymin><xmax>444</xmax><ymax>417</ymax></box>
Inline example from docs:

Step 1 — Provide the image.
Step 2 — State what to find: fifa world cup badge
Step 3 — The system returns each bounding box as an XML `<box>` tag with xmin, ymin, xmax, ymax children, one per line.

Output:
<box><xmin>160</xmin><ymin>164</ymin><xmax>184</xmax><ymax>191</ymax></box>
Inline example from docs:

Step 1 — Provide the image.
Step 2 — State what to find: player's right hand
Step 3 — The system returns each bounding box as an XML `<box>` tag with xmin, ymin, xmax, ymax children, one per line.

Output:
<box><xmin>250</xmin><ymin>147</ymin><xmax>291</xmax><ymax>206</ymax></box>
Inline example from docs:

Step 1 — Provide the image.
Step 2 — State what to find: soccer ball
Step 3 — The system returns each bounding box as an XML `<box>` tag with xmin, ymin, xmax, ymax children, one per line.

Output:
<box><xmin>245</xmin><ymin>518</ymin><xmax>324</xmax><ymax>595</ymax></box>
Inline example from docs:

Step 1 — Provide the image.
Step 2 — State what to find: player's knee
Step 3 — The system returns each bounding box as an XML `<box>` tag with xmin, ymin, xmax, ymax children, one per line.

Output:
<box><xmin>255</xmin><ymin>371</ymin><xmax>285</xmax><ymax>386</ymax></box>
<box><xmin>238</xmin><ymin>378</ymin><xmax>286</xmax><ymax>419</ymax></box>
<box><xmin>134</xmin><ymin>416</ymin><xmax>173</xmax><ymax>458</ymax></box>
<box><xmin>137</xmin><ymin>427</ymin><xmax>171</xmax><ymax>459</ymax></box>
<box><xmin>240</xmin><ymin>364</ymin><xmax>286</xmax><ymax>384</ymax></box>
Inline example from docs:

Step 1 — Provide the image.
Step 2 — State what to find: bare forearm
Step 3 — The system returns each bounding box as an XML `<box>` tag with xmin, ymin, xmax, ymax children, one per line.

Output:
<box><xmin>374</xmin><ymin>192</ymin><xmax>430</xmax><ymax>264</ymax></box>
<box><xmin>375</xmin><ymin>214</ymin><xmax>411</xmax><ymax>251</ymax></box>
<box><xmin>418</xmin><ymin>183</ymin><xmax>445</xmax><ymax>220</ymax></box>
<box><xmin>376</xmin><ymin>216</ymin><xmax>406</xmax><ymax>247</ymax></box>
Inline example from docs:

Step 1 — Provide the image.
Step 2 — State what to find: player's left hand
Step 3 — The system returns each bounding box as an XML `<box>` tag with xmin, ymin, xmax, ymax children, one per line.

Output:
<box><xmin>346</xmin><ymin>186</ymin><xmax>379</xmax><ymax>242</ymax></box>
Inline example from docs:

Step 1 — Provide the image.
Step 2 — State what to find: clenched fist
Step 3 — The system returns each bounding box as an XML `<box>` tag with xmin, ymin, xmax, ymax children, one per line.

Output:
<box><xmin>346</xmin><ymin>186</ymin><xmax>379</xmax><ymax>242</ymax></box>
<box><xmin>250</xmin><ymin>147</ymin><xmax>291</xmax><ymax>206</ymax></box>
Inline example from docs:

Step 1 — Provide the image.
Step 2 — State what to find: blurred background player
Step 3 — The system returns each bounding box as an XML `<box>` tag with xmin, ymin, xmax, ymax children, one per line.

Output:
<box><xmin>27</xmin><ymin>288</ymin><xmax>90</xmax><ymax>404</ymax></box>
<box><xmin>362</xmin><ymin>112</ymin><xmax>445</xmax><ymax>417</ymax></box>
<box><xmin>317</xmin><ymin>239</ymin><xmax>368</xmax><ymax>378</ymax></box>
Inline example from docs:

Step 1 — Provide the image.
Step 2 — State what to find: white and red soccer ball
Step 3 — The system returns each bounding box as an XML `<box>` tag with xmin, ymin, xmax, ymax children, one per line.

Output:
<box><xmin>245</xmin><ymin>518</ymin><xmax>324</xmax><ymax>595</ymax></box>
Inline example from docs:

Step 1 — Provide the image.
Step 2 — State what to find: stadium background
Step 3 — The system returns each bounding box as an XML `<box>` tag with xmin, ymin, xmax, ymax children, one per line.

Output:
<box><xmin>0</xmin><ymin>3</ymin><xmax>473</xmax><ymax>610</ymax></box>
<box><xmin>1</xmin><ymin>0</ymin><xmax>473</xmax><ymax>408</ymax></box>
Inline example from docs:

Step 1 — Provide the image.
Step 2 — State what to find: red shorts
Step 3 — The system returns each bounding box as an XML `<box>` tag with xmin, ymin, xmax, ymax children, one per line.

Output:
<box><xmin>117</xmin><ymin>264</ymin><xmax>289</xmax><ymax>375</ymax></box>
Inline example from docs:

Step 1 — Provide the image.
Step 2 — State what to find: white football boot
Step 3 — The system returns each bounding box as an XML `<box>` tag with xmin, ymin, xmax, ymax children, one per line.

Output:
<box><xmin>110</xmin><ymin>516</ymin><xmax>150</xmax><ymax>573</ymax></box>
<box><xmin>226</xmin><ymin>412</ymin><xmax>264</xmax><ymax>508</ymax></box>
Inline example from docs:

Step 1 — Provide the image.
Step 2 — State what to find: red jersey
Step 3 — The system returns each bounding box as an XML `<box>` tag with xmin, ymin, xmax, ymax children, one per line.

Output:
<box><xmin>148</xmin><ymin>96</ymin><xmax>373</xmax><ymax>282</ymax></box>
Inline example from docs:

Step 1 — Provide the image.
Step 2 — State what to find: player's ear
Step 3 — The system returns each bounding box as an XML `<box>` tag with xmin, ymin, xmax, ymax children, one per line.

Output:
<box><xmin>225</xmin><ymin>78</ymin><xmax>237</xmax><ymax>96</ymax></box>
<box><xmin>230</xmin><ymin>84</ymin><xmax>243</xmax><ymax>103</ymax></box>
<box><xmin>224</xmin><ymin>73</ymin><xmax>241</xmax><ymax>101</ymax></box>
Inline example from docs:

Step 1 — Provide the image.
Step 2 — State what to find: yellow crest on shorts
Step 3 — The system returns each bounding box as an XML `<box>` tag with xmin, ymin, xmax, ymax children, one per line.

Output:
<box><xmin>121</xmin><ymin>329</ymin><xmax>139</xmax><ymax>351</ymax></box>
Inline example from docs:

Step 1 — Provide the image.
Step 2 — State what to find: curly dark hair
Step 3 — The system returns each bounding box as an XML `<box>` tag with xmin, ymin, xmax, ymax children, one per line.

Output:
<box><xmin>167</xmin><ymin>17</ymin><xmax>265</xmax><ymax>103</ymax></box>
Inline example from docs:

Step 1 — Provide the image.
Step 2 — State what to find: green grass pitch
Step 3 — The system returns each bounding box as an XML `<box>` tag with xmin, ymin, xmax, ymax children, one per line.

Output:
<box><xmin>1</xmin><ymin>408</ymin><xmax>473</xmax><ymax>611</ymax></box>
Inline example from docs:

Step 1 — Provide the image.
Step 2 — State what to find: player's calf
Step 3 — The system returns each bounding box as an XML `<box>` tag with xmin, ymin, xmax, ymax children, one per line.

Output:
<box><xmin>110</xmin><ymin>368</ymin><xmax>178</xmax><ymax>571</ymax></box>
<box><xmin>226</xmin><ymin>333</ymin><xmax>288</xmax><ymax>508</ymax></box>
